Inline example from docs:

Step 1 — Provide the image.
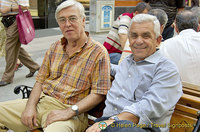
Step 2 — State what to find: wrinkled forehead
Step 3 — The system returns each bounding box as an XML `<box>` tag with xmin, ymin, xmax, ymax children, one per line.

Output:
<box><xmin>129</xmin><ymin>22</ymin><xmax>157</xmax><ymax>38</ymax></box>
<box><xmin>130</xmin><ymin>22</ymin><xmax>154</xmax><ymax>32</ymax></box>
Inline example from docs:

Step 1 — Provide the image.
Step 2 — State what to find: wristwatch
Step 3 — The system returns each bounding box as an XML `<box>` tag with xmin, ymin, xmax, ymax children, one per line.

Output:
<box><xmin>109</xmin><ymin>115</ymin><xmax>120</xmax><ymax>121</ymax></box>
<box><xmin>71</xmin><ymin>105</ymin><xmax>79</xmax><ymax>115</ymax></box>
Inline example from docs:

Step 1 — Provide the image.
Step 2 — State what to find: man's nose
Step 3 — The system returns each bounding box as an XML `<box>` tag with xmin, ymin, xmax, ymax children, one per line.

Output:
<box><xmin>65</xmin><ymin>19</ymin><xmax>72</xmax><ymax>26</ymax></box>
<box><xmin>135</xmin><ymin>36</ymin><xmax>143</xmax><ymax>44</ymax></box>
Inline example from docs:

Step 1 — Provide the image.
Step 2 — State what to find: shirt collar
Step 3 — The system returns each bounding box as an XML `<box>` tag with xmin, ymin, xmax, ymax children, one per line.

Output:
<box><xmin>61</xmin><ymin>31</ymin><xmax>90</xmax><ymax>51</ymax></box>
<box><xmin>144</xmin><ymin>49</ymin><xmax>162</xmax><ymax>63</ymax></box>
<box><xmin>127</xmin><ymin>49</ymin><xmax>162</xmax><ymax>64</ymax></box>
<box><xmin>179</xmin><ymin>29</ymin><xmax>196</xmax><ymax>36</ymax></box>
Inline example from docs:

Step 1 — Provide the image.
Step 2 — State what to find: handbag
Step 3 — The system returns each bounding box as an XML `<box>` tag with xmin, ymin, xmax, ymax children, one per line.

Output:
<box><xmin>16</xmin><ymin>5</ymin><xmax>35</xmax><ymax>44</ymax></box>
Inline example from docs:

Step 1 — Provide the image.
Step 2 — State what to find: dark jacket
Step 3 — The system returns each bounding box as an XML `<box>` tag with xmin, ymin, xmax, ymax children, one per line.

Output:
<box><xmin>143</xmin><ymin>0</ymin><xmax>185</xmax><ymax>27</ymax></box>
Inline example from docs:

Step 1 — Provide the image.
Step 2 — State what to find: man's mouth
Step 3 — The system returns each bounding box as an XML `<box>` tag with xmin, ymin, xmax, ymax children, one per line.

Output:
<box><xmin>134</xmin><ymin>46</ymin><xmax>146</xmax><ymax>49</ymax></box>
<box><xmin>66</xmin><ymin>30</ymin><xmax>73</xmax><ymax>33</ymax></box>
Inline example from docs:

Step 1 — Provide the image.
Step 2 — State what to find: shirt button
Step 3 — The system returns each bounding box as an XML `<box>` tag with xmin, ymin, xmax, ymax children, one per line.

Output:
<box><xmin>122</xmin><ymin>89</ymin><xmax>125</xmax><ymax>92</ymax></box>
<box><xmin>114</xmin><ymin>107</ymin><xmax>118</xmax><ymax>111</ymax></box>
<box><xmin>116</xmin><ymin>97</ymin><xmax>119</xmax><ymax>100</ymax></box>
<box><xmin>128</xmin><ymin>75</ymin><xmax>131</xmax><ymax>78</ymax></box>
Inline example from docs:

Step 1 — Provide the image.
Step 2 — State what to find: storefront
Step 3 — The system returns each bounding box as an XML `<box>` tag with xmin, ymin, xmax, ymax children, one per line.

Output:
<box><xmin>29</xmin><ymin>0</ymin><xmax>90</xmax><ymax>29</ymax></box>
<box><xmin>29</xmin><ymin>0</ymin><xmax>141</xmax><ymax>29</ymax></box>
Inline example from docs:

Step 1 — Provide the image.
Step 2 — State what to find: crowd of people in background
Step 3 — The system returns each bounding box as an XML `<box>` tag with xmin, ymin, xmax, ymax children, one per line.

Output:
<box><xmin>185</xmin><ymin>0</ymin><xmax>199</xmax><ymax>7</ymax></box>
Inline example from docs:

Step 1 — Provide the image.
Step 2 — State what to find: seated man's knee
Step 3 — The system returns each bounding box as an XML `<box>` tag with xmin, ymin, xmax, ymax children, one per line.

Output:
<box><xmin>43</xmin><ymin>120</ymin><xmax>86</xmax><ymax>132</ymax></box>
<box><xmin>44</xmin><ymin>125</ymin><xmax>73</xmax><ymax>132</ymax></box>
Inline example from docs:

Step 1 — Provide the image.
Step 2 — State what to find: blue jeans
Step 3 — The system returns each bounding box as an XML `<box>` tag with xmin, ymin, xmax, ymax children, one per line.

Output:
<box><xmin>109</xmin><ymin>53</ymin><xmax>121</xmax><ymax>65</ymax></box>
<box><xmin>95</xmin><ymin>117</ymin><xmax>161</xmax><ymax>132</ymax></box>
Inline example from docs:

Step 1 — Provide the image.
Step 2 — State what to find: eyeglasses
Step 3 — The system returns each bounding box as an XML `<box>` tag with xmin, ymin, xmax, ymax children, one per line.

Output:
<box><xmin>57</xmin><ymin>16</ymin><xmax>79</xmax><ymax>24</ymax></box>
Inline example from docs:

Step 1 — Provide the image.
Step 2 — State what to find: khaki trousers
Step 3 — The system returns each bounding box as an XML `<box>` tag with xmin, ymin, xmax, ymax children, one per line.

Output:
<box><xmin>0</xmin><ymin>93</ymin><xmax>88</xmax><ymax>132</ymax></box>
<box><xmin>1</xmin><ymin>20</ymin><xmax>39</xmax><ymax>83</ymax></box>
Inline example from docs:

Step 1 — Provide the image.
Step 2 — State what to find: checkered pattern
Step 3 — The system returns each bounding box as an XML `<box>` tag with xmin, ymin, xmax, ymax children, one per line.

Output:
<box><xmin>36</xmin><ymin>36</ymin><xmax>111</xmax><ymax>105</ymax></box>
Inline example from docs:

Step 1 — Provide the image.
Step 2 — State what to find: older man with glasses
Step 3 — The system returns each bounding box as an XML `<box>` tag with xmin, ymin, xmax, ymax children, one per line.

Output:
<box><xmin>0</xmin><ymin>0</ymin><xmax>111</xmax><ymax>131</ymax></box>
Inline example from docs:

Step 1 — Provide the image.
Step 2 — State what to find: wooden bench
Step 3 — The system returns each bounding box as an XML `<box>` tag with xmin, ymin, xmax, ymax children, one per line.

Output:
<box><xmin>170</xmin><ymin>96</ymin><xmax>200</xmax><ymax>132</ymax></box>
<box><xmin>182</xmin><ymin>82</ymin><xmax>200</xmax><ymax>98</ymax></box>
<box><xmin>170</xmin><ymin>82</ymin><xmax>200</xmax><ymax>132</ymax></box>
<box><xmin>13</xmin><ymin>83</ymin><xmax>200</xmax><ymax>132</ymax></box>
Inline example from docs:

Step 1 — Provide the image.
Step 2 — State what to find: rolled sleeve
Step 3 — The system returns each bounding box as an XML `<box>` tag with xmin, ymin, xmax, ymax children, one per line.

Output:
<box><xmin>118</xmin><ymin>15</ymin><xmax>131</xmax><ymax>34</ymax></box>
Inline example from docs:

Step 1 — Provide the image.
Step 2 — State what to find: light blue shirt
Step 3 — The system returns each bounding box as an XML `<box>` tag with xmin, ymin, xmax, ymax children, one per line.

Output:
<box><xmin>103</xmin><ymin>50</ymin><xmax>182</xmax><ymax>132</ymax></box>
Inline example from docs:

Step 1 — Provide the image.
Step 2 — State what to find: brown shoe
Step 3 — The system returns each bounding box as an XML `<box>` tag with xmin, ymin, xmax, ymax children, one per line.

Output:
<box><xmin>25</xmin><ymin>67</ymin><xmax>40</xmax><ymax>78</ymax></box>
<box><xmin>0</xmin><ymin>81</ymin><xmax>10</xmax><ymax>87</ymax></box>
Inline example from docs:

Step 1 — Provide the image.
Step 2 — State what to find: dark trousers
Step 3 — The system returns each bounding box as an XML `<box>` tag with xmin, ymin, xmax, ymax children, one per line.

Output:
<box><xmin>95</xmin><ymin>117</ymin><xmax>161</xmax><ymax>132</ymax></box>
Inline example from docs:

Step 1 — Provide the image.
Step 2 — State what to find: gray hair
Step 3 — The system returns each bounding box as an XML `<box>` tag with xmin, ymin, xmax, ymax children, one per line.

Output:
<box><xmin>134</xmin><ymin>2</ymin><xmax>152</xmax><ymax>13</ymax></box>
<box><xmin>130</xmin><ymin>14</ymin><xmax>160</xmax><ymax>38</ymax></box>
<box><xmin>148</xmin><ymin>9</ymin><xmax>168</xmax><ymax>27</ymax></box>
<box><xmin>55</xmin><ymin>0</ymin><xmax>86</xmax><ymax>21</ymax></box>
<box><xmin>176</xmin><ymin>10</ymin><xmax>199</xmax><ymax>32</ymax></box>
<box><xmin>191</xmin><ymin>7</ymin><xmax>200</xmax><ymax>23</ymax></box>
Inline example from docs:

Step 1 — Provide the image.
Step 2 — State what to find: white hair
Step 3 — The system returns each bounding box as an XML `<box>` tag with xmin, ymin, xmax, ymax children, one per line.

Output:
<box><xmin>55</xmin><ymin>0</ymin><xmax>86</xmax><ymax>21</ymax></box>
<box><xmin>130</xmin><ymin>14</ymin><xmax>161</xmax><ymax>38</ymax></box>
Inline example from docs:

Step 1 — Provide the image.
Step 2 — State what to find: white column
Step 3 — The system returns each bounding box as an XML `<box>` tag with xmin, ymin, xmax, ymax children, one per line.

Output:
<box><xmin>89</xmin><ymin>0</ymin><xmax>115</xmax><ymax>33</ymax></box>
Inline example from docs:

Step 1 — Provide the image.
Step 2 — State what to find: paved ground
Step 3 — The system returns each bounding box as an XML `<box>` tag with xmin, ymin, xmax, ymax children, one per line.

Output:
<box><xmin>0</xmin><ymin>25</ymin><xmax>108</xmax><ymax>102</ymax></box>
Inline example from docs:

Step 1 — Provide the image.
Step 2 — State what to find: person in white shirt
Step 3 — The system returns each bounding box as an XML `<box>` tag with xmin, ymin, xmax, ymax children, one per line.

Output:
<box><xmin>160</xmin><ymin>10</ymin><xmax>200</xmax><ymax>86</ymax></box>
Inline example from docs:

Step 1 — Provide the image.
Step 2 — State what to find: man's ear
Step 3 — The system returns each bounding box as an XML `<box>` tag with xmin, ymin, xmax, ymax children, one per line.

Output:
<box><xmin>174</xmin><ymin>23</ymin><xmax>179</xmax><ymax>34</ymax></box>
<box><xmin>82</xmin><ymin>17</ymin><xmax>86</xmax><ymax>23</ymax></box>
<box><xmin>156</xmin><ymin>35</ymin><xmax>162</xmax><ymax>47</ymax></box>
<box><xmin>134</xmin><ymin>11</ymin><xmax>139</xmax><ymax>15</ymax></box>
<box><xmin>82</xmin><ymin>17</ymin><xmax>86</xmax><ymax>27</ymax></box>
<box><xmin>160</xmin><ymin>25</ymin><xmax>165</xmax><ymax>34</ymax></box>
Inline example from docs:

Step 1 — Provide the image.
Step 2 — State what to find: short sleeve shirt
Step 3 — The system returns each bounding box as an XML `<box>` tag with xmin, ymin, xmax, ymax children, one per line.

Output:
<box><xmin>36</xmin><ymin>35</ymin><xmax>111</xmax><ymax>105</ymax></box>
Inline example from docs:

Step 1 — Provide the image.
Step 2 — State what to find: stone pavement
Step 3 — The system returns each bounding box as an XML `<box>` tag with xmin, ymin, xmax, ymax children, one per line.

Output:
<box><xmin>0</xmin><ymin>25</ymin><xmax>108</xmax><ymax>102</ymax></box>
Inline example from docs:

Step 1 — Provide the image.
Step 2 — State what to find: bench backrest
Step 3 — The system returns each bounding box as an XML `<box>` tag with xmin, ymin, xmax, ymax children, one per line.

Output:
<box><xmin>170</xmin><ymin>82</ymin><xmax>200</xmax><ymax>132</ymax></box>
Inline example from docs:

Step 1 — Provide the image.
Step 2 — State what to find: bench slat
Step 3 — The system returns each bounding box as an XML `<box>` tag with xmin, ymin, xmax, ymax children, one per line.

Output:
<box><xmin>178</xmin><ymin>94</ymin><xmax>200</xmax><ymax>110</ymax></box>
<box><xmin>183</xmin><ymin>87</ymin><xmax>200</xmax><ymax>97</ymax></box>
<box><xmin>182</xmin><ymin>82</ymin><xmax>200</xmax><ymax>92</ymax></box>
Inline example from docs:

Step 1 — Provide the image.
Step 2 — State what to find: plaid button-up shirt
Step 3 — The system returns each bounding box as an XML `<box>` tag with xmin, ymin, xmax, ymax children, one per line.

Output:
<box><xmin>36</xmin><ymin>35</ymin><xmax>111</xmax><ymax>105</ymax></box>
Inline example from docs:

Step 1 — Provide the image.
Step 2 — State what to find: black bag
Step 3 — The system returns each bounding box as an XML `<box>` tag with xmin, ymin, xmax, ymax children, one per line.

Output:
<box><xmin>1</xmin><ymin>15</ymin><xmax>16</xmax><ymax>28</ymax></box>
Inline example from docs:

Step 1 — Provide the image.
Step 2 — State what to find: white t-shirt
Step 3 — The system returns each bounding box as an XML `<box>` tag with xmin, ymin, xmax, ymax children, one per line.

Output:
<box><xmin>160</xmin><ymin>29</ymin><xmax>200</xmax><ymax>86</ymax></box>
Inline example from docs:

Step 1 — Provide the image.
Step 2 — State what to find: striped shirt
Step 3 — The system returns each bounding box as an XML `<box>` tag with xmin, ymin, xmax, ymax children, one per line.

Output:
<box><xmin>0</xmin><ymin>0</ymin><xmax>29</xmax><ymax>16</ymax></box>
<box><xmin>103</xmin><ymin>13</ymin><xmax>134</xmax><ymax>54</ymax></box>
<box><xmin>36</xmin><ymin>35</ymin><xmax>111</xmax><ymax>105</ymax></box>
